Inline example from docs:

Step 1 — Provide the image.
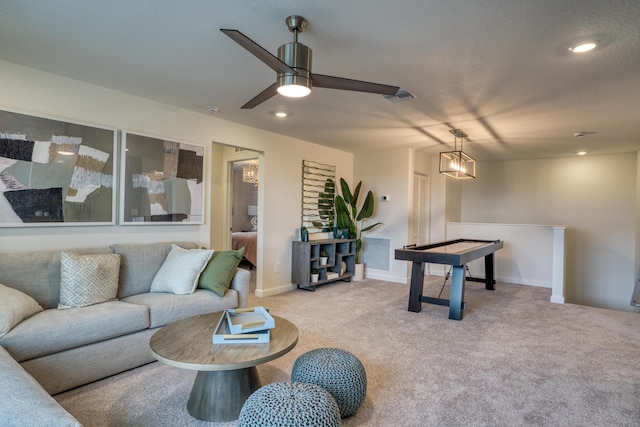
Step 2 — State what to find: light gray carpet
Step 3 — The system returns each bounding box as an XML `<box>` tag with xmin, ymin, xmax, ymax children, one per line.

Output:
<box><xmin>55</xmin><ymin>276</ymin><xmax>640</xmax><ymax>426</ymax></box>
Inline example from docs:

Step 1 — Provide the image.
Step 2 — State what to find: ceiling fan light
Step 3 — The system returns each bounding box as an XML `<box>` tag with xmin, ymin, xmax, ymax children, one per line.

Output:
<box><xmin>277</xmin><ymin>83</ymin><xmax>311</xmax><ymax>98</ymax></box>
<box><xmin>277</xmin><ymin>40</ymin><xmax>312</xmax><ymax>98</ymax></box>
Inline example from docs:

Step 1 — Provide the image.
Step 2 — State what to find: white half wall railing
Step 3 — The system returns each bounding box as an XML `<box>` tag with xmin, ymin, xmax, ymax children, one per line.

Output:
<box><xmin>446</xmin><ymin>222</ymin><xmax>566</xmax><ymax>304</ymax></box>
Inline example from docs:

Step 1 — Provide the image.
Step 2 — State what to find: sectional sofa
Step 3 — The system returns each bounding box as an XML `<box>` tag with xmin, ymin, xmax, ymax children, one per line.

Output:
<box><xmin>0</xmin><ymin>241</ymin><xmax>250</xmax><ymax>426</ymax></box>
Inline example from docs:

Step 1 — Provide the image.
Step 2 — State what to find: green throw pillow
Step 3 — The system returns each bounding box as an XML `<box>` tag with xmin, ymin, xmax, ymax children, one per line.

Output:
<box><xmin>198</xmin><ymin>247</ymin><xmax>245</xmax><ymax>297</ymax></box>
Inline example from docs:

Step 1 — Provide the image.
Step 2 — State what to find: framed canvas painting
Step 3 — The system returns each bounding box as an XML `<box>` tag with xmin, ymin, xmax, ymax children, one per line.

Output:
<box><xmin>120</xmin><ymin>131</ymin><xmax>205</xmax><ymax>224</ymax></box>
<box><xmin>0</xmin><ymin>109</ymin><xmax>117</xmax><ymax>226</ymax></box>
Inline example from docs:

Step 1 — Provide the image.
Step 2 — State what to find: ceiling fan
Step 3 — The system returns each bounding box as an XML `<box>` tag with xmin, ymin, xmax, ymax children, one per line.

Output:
<box><xmin>221</xmin><ymin>15</ymin><xmax>400</xmax><ymax>109</ymax></box>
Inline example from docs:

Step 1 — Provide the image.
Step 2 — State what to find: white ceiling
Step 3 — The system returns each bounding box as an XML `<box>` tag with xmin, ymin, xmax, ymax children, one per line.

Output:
<box><xmin>1</xmin><ymin>1</ymin><xmax>639</xmax><ymax>161</ymax></box>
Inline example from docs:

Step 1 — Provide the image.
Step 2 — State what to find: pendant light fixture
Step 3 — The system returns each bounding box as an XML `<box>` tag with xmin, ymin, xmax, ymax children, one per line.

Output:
<box><xmin>439</xmin><ymin>129</ymin><xmax>476</xmax><ymax>179</ymax></box>
<box><xmin>242</xmin><ymin>162</ymin><xmax>259</xmax><ymax>184</ymax></box>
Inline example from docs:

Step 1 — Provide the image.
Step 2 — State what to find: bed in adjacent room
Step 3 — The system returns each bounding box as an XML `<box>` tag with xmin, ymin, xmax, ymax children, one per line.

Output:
<box><xmin>232</xmin><ymin>231</ymin><xmax>257</xmax><ymax>268</ymax></box>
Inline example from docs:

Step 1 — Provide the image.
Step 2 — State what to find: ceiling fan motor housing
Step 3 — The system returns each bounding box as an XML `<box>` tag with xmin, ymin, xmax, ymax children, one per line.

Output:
<box><xmin>277</xmin><ymin>41</ymin><xmax>312</xmax><ymax>89</ymax></box>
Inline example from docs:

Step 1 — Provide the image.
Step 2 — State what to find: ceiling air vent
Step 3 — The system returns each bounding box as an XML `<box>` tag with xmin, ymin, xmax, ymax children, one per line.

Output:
<box><xmin>382</xmin><ymin>89</ymin><xmax>416</xmax><ymax>103</ymax></box>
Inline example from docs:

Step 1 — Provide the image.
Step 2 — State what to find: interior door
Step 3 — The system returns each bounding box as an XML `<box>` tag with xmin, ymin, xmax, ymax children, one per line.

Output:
<box><xmin>412</xmin><ymin>173</ymin><xmax>429</xmax><ymax>246</ymax></box>
<box><xmin>412</xmin><ymin>173</ymin><xmax>429</xmax><ymax>276</ymax></box>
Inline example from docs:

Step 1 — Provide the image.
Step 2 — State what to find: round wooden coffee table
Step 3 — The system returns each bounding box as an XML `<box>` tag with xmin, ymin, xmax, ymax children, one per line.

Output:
<box><xmin>150</xmin><ymin>311</ymin><xmax>298</xmax><ymax>422</ymax></box>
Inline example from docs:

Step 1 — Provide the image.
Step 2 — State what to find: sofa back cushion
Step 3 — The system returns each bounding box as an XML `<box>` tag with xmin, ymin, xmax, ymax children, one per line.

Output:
<box><xmin>0</xmin><ymin>247</ymin><xmax>113</xmax><ymax>309</ymax></box>
<box><xmin>111</xmin><ymin>242</ymin><xmax>197</xmax><ymax>298</ymax></box>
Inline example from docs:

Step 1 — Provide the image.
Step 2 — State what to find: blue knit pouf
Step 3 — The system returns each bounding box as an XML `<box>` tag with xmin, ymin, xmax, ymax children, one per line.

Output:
<box><xmin>238</xmin><ymin>381</ymin><xmax>341</xmax><ymax>427</ymax></box>
<box><xmin>291</xmin><ymin>348</ymin><xmax>367</xmax><ymax>418</ymax></box>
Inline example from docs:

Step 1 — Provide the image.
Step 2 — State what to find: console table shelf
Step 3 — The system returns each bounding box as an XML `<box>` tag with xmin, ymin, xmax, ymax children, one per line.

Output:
<box><xmin>292</xmin><ymin>239</ymin><xmax>356</xmax><ymax>291</ymax></box>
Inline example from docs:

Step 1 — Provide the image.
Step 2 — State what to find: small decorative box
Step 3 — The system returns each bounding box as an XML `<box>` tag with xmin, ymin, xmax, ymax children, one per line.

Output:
<box><xmin>225</xmin><ymin>306</ymin><xmax>275</xmax><ymax>335</ymax></box>
<box><xmin>212</xmin><ymin>311</ymin><xmax>270</xmax><ymax>344</ymax></box>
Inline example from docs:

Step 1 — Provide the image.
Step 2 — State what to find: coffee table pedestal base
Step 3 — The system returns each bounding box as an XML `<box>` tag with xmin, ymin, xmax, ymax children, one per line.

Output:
<box><xmin>187</xmin><ymin>367</ymin><xmax>261</xmax><ymax>422</ymax></box>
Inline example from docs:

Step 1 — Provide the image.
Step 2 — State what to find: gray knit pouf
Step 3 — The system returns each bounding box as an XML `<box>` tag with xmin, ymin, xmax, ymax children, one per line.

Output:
<box><xmin>238</xmin><ymin>381</ymin><xmax>341</xmax><ymax>427</ymax></box>
<box><xmin>291</xmin><ymin>348</ymin><xmax>367</xmax><ymax>418</ymax></box>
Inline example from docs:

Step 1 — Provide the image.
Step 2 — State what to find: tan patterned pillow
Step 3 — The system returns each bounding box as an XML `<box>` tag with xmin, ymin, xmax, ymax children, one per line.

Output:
<box><xmin>58</xmin><ymin>252</ymin><xmax>121</xmax><ymax>309</ymax></box>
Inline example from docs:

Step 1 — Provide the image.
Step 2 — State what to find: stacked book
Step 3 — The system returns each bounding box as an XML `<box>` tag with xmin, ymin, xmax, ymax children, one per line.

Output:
<box><xmin>213</xmin><ymin>306</ymin><xmax>274</xmax><ymax>344</ymax></box>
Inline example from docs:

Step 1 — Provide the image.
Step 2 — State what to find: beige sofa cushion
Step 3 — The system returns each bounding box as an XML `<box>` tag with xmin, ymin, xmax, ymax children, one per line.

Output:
<box><xmin>0</xmin><ymin>301</ymin><xmax>149</xmax><ymax>362</ymax></box>
<box><xmin>111</xmin><ymin>242</ymin><xmax>198</xmax><ymax>298</ymax></box>
<box><xmin>0</xmin><ymin>346</ymin><xmax>82</xmax><ymax>426</ymax></box>
<box><xmin>0</xmin><ymin>247</ymin><xmax>114</xmax><ymax>309</ymax></box>
<box><xmin>122</xmin><ymin>288</ymin><xmax>238</xmax><ymax>328</ymax></box>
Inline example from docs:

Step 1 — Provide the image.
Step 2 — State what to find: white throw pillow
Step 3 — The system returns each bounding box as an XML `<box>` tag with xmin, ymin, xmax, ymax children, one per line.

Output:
<box><xmin>0</xmin><ymin>283</ymin><xmax>43</xmax><ymax>338</ymax></box>
<box><xmin>150</xmin><ymin>244</ymin><xmax>213</xmax><ymax>295</ymax></box>
<box><xmin>58</xmin><ymin>252</ymin><xmax>121</xmax><ymax>309</ymax></box>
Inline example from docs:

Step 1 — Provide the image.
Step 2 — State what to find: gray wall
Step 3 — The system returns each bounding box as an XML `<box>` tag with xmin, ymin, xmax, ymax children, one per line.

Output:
<box><xmin>459</xmin><ymin>153</ymin><xmax>637</xmax><ymax>311</ymax></box>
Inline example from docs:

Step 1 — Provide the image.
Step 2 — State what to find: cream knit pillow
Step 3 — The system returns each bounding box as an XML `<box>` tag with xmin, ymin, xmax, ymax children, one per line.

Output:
<box><xmin>150</xmin><ymin>244</ymin><xmax>213</xmax><ymax>295</ymax></box>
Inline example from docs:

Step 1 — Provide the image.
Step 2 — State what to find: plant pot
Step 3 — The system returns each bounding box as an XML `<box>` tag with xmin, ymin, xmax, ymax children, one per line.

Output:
<box><xmin>319</xmin><ymin>256</ymin><xmax>328</xmax><ymax>266</ymax></box>
<box><xmin>353</xmin><ymin>263</ymin><xmax>364</xmax><ymax>281</ymax></box>
<box><xmin>311</xmin><ymin>273</ymin><xmax>319</xmax><ymax>283</ymax></box>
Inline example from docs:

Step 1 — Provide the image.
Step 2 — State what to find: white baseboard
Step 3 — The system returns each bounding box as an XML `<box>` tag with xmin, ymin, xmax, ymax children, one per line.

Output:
<box><xmin>498</xmin><ymin>276</ymin><xmax>552</xmax><ymax>288</ymax></box>
<box><xmin>364</xmin><ymin>269</ymin><xmax>407</xmax><ymax>284</ymax></box>
<box><xmin>255</xmin><ymin>283</ymin><xmax>296</xmax><ymax>298</ymax></box>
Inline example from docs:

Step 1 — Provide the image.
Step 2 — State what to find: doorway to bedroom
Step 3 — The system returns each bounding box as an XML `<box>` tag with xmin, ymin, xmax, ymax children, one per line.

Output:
<box><xmin>230</xmin><ymin>159</ymin><xmax>259</xmax><ymax>270</ymax></box>
<box><xmin>209</xmin><ymin>142</ymin><xmax>262</xmax><ymax>292</ymax></box>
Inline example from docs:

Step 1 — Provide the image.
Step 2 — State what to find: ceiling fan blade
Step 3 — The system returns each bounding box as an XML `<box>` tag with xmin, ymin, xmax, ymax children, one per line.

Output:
<box><xmin>221</xmin><ymin>29</ymin><xmax>296</xmax><ymax>75</ymax></box>
<box><xmin>311</xmin><ymin>73</ymin><xmax>399</xmax><ymax>96</ymax></box>
<box><xmin>241</xmin><ymin>82</ymin><xmax>279</xmax><ymax>109</ymax></box>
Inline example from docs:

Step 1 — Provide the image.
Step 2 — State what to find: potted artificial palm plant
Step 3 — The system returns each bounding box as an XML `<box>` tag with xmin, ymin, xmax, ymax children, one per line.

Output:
<box><xmin>334</xmin><ymin>178</ymin><xmax>381</xmax><ymax>281</ymax></box>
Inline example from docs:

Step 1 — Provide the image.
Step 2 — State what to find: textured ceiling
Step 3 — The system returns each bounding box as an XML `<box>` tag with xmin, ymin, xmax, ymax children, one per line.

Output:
<box><xmin>0</xmin><ymin>0</ymin><xmax>639</xmax><ymax>161</ymax></box>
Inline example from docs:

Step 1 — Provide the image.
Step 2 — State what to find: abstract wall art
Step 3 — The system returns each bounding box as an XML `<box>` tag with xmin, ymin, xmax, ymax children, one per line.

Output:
<box><xmin>0</xmin><ymin>109</ymin><xmax>116</xmax><ymax>226</ymax></box>
<box><xmin>120</xmin><ymin>132</ymin><xmax>204</xmax><ymax>224</ymax></box>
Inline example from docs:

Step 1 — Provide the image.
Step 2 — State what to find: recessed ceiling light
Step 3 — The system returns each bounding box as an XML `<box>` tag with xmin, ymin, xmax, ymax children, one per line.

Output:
<box><xmin>577</xmin><ymin>151</ymin><xmax>587</xmax><ymax>156</ymax></box>
<box><xmin>205</xmin><ymin>105</ymin><xmax>220</xmax><ymax>113</ymax></box>
<box><xmin>569</xmin><ymin>42</ymin><xmax>597</xmax><ymax>53</ymax></box>
<box><xmin>271</xmin><ymin>111</ymin><xmax>290</xmax><ymax>118</ymax></box>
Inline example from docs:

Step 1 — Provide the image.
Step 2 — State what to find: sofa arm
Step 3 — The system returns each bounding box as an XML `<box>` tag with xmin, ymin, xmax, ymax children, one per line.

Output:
<box><xmin>229</xmin><ymin>268</ymin><xmax>250</xmax><ymax>308</ymax></box>
<box><xmin>0</xmin><ymin>346</ymin><xmax>82</xmax><ymax>427</ymax></box>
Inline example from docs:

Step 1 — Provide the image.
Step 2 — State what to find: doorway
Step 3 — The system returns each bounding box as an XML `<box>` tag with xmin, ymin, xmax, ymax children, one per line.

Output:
<box><xmin>229</xmin><ymin>159</ymin><xmax>259</xmax><ymax>270</ymax></box>
<box><xmin>209</xmin><ymin>143</ymin><xmax>262</xmax><ymax>289</ymax></box>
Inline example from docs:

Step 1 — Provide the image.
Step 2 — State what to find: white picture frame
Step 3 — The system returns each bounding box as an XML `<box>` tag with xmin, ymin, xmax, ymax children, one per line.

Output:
<box><xmin>0</xmin><ymin>108</ymin><xmax>117</xmax><ymax>227</ymax></box>
<box><xmin>119</xmin><ymin>131</ymin><xmax>205</xmax><ymax>225</ymax></box>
